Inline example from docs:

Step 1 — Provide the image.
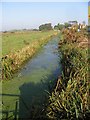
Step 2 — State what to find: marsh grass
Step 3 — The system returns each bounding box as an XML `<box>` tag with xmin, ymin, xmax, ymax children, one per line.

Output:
<box><xmin>47</xmin><ymin>29</ymin><xmax>90</xmax><ymax>119</ymax></box>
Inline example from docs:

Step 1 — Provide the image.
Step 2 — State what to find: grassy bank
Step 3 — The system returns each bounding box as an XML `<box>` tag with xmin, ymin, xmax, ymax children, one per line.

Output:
<box><xmin>47</xmin><ymin>29</ymin><xmax>90</xmax><ymax>119</ymax></box>
<box><xmin>2</xmin><ymin>31</ymin><xmax>57</xmax><ymax>56</ymax></box>
<box><xmin>2</xmin><ymin>30</ymin><xmax>58</xmax><ymax>80</ymax></box>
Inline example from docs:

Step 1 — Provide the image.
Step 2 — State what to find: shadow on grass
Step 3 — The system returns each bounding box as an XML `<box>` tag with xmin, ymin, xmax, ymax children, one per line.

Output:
<box><xmin>19</xmin><ymin>72</ymin><xmax>59</xmax><ymax>119</ymax></box>
<box><xmin>1</xmin><ymin>69</ymin><xmax>60</xmax><ymax>120</ymax></box>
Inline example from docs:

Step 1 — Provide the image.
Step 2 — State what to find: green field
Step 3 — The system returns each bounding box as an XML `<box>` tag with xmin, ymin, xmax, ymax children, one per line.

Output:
<box><xmin>2</xmin><ymin>30</ymin><xmax>56</xmax><ymax>56</ymax></box>
<box><xmin>2</xmin><ymin>30</ymin><xmax>58</xmax><ymax>79</ymax></box>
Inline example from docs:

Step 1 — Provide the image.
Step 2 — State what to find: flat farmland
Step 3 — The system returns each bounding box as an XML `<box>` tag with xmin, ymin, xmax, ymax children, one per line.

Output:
<box><xmin>2</xmin><ymin>30</ymin><xmax>56</xmax><ymax>56</ymax></box>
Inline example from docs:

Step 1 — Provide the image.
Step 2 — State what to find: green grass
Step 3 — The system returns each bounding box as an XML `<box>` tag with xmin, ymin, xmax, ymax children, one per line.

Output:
<box><xmin>2</xmin><ymin>30</ymin><xmax>58</xmax><ymax>79</ymax></box>
<box><xmin>2</xmin><ymin>37</ymin><xmax>60</xmax><ymax>119</ymax></box>
<box><xmin>2</xmin><ymin>30</ymin><xmax>56</xmax><ymax>56</ymax></box>
<box><xmin>2</xmin><ymin>69</ymin><xmax>50</xmax><ymax>119</ymax></box>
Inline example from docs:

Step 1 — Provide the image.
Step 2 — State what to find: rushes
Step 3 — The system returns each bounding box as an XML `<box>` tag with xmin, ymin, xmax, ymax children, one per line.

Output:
<box><xmin>47</xmin><ymin>29</ymin><xmax>89</xmax><ymax>119</ymax></box>
<box><xmin>47</xmin><ymin>73</ymin><xmax>89</xmax><ymax>119</ymax></box>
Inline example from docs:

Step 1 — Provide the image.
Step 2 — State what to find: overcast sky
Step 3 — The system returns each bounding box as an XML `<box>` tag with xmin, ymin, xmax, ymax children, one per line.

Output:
<box><xmin>1</xmin><ymin>2</ymin><xmax>88</xmax><ymax>31</ymax></box>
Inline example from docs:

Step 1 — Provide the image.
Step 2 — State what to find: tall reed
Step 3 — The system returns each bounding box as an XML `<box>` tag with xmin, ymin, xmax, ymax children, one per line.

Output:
<box><xmin>47</xmin><ymin>29</ymin><xmax>89</xmax><ymax>119</ymax></box>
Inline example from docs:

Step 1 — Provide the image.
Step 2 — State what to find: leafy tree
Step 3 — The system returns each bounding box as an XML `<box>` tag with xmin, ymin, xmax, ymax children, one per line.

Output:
<box><xmin>39</xmin><ymin>23</ymin><xmax>52</xmax><ymax>31</ymax></box>
<box><xmin>64</xmin><ymin>22</ymin><xmax>71</xmax><ymax>28</ymax></box>
<box><xmin>54</xmin><ymin>23</ymin><xmax>64</xmax><ymax>30</ymax></box>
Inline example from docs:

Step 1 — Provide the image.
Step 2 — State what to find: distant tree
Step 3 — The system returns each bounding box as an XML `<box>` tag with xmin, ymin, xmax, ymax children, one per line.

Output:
<box><xmin>54</xmin><ymin>23</ymin><xmax>64</xmax><ymax>30</ymax></box>
<box><xmin>11</xmin><ymin>31</ymin><xmax>15</xmax><ymax>33</ymax></box>
<box><xmin>64</xmin><ymin>22</ymin><xmax>70</xmax><ymax>28</ymax></box>
<box><xmin>39</xmin><ymin>23</ymin><xmax>52</xmax><ymax>31</ymax></box>
<box><xmin>23</xmin><ymin>29</ymin><xmax>27</xmax><ymax>31</ymax></box>
<box><xmin>54</xmin><ymin>24</ymin><xmax>58</xmax><ymax>30</ymax></box>
<box><xmin>32</xmin><ymin>29</ymin><xmax>39</xmax><ymax>31</ymax></box>
<box><xmin>3</xmin><ymin>31</ymin><xmax>7</xmax><ymax>33</ymax></box>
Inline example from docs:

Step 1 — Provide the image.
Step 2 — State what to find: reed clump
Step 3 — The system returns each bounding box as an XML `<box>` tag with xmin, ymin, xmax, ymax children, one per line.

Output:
<box><xmin>47</xmin><ymin>29</ymin><xmax>90</xmax><ymax>119</ymax></box>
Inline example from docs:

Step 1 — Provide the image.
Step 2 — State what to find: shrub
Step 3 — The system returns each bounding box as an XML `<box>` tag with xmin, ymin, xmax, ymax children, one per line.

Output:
<box><xmin>39</xmin><ymin>23</ymin><xmax>53</xmax><ymax>31</ymax></box>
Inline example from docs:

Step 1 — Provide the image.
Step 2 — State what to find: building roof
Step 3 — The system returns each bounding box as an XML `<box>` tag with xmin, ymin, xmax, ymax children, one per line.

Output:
<box><xmin>68</xmin><ymin>21</ymin><xmax>78</xmax><ymax>24</ymax></box>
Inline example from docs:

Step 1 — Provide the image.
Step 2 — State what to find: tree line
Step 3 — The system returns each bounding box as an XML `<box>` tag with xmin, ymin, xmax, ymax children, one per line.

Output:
<box><xmin>38</xmin><ymin>22</ymin><xmax>74</xmax><ymax>31</ymax></box>
<box><xmin>39</xmin><ymin>23</ymin><xmax>68</xmax><ymax>31</ymax></box>
<box><xmin>39</xmin><ymin>21</ymin><xmax>87</xmax><ymax>31</ymax></box>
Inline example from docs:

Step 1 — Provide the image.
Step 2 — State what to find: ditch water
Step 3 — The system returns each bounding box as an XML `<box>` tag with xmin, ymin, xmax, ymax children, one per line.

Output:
<box><xmin>2</xmin><ymin>36</ymin><xmax>62</xmax><ymax>119</ymax></box>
